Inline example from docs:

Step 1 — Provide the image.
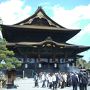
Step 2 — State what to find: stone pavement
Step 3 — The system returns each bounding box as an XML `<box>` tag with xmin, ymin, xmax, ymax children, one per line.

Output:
<box><xmin>2</xmin><ymin>78</ymin><xmax>90</xmax><ymax>90</ymax></box>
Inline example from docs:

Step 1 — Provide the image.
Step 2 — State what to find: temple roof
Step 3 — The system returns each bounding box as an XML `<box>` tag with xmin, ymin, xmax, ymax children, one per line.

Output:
<box><xmin>1</xmin><ymin>7</ymin><xmax>81</xmax><ymax>43</ymax></box>
<box><xmin>7</xmin><ymin>37</ymin><xmax>90</xmax><ymax>54</ymax></box>
<box><xmin>1</xmin><ymin>7</ymin><xmax>90</xmax><ymax>59</ymax></box>
<box><xmin>1</xmin><ymin>24</ymin><xmax>80</xmax><ymax>43</ymax></box>
<box><xmin>13</xmin><ymin>6</ymin><xmax>80</xmax><ymax>31</ymax></box>
<box><xmin>14</xmin><ymin>7</ymin><xmax>66</xmax><ymax>29</ymax></box>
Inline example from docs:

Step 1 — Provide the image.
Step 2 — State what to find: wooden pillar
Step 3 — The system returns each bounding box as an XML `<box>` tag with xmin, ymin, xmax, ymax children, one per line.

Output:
<box><xmin>48</xmin><ymin>58</ymin><xmax>50</xmax><ymax>69</ymax></box>
<box><xmin>65</xmin><ymin>52</ymin><xmax>69</xmax><ymax>66</ymax></box>
<box><xmin>38</xmin><ymin>54</ymin><xmax>41</xmax><ymax>72</ymax></box>
<box><xmin>65</xmin><ymin>52</ymin><xmax>68</xmax><ymax>62</ymax></box>
<box><xmin>53</xmin><ymin>54</ymin><xmax>55</xmax><ymax>62</ymax></box>
<box><xmin>74</xmin><ymin>56</ymin><xmax>77</xmax><ymax>66</ymax></box>
<box><xmin>34</xmin><ymin>58</ymin><xmax>37</xmax><ymax>73</ymax></box>
<box><xmin>53</xmin><ymin>53</ymin><xmax>55</xmax><ymax>70</ymax></box>
<box><xmin>58</xmin><ymin>58</ymin><xmax>60</xmax><ymax>70</ymax></box>
<box><xmin>38</xmin><ymin>46</ymin><xmax>40</xmax><ymax>63</ymax></box>
<box><xmin>38</xmin><ymin>54</ymin><xmax>40</xmax><ymax>62</ymax></box>
<box><xmin>64</xmin><ymin>52</ymin><xmax>69</xmax><ymax>72</ymax></box>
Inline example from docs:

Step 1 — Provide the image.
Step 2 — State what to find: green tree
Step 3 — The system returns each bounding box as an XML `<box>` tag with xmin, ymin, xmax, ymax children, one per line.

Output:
<box><xmin>0</xmin><ymin>38</ymin><xmax>21</xmax><ymax>70</ymax></box>
<box><xmin>76</xmin><ymin>58</ymin><xmax>90</xmax><ymax>69</ymax></box>
<box><xmin>85</xmin><ymin>61</ymin><xmax>90</xmax><ymax>69</ymax></box>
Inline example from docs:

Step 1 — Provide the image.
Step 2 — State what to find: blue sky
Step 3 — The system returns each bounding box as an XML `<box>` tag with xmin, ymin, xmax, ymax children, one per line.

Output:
<box><xmin>0</xmin><ymin>0</ymin><xmax>90</xmax><ymax>61</ymax></box>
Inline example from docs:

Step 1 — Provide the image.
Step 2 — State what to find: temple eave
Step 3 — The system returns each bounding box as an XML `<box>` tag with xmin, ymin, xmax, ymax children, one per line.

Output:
<box><xmin>1</xmin><ymin>24</ymin><xmax>81</xmax><ymax>31</ymax></box>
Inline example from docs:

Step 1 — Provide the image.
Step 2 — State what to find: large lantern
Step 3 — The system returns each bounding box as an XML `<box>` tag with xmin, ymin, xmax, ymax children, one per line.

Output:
<box><xmin>54</xmin><ymin>63</ymin><xmax>57</xmax><ymax>68</ymax></box>
<box><xmin>39</xmin><ymin>63</ymin><xmax>42</xmax><ymax>68</ymax></box>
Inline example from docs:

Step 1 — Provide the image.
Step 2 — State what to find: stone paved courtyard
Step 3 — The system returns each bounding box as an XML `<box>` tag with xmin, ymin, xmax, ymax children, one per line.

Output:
<box><xmin>2</xmin><ymin>78</ymin><xmax>90</xmax><ymax>90</ymax></box>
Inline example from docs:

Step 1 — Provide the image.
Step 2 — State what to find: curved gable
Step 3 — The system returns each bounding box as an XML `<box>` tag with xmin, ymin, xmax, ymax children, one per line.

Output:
<box><xmin>14</xmin><ymin>7</ymin><xmax>66</xmax><ymax>28</ymax></box>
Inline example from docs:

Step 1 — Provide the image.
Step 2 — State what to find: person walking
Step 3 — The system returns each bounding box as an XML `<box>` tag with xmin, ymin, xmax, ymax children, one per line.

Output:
<box><xmin>61</xmin><ymin>73</ymin><xmax>65</xmax><ymax>88</ymax></box>
<box><xmin>34</xmin><ymin>73</ymin><xmax>39</xmax><ymax>87</ymax></box>
<box><xmin>52</xmin><ymin>73</ymin><xmax>57</xmax><ymax>90</ymax></box>
<box><xmin>82</xmin><ymin>73</ymin><xmax>88</xmax><ymax>90</ymax></box>
<box><xmin>48</xmin><ymin>73</ymin><xmax>52</xmax><ymax>89</ymax></box>
<box><xmin>71</xmin><ymin>73</ymin><xmax>78</xmax><ymax>90</ymax></box>
<box><xmin>42</xmin><ymin>73</ymin><xmax>46</xmax><ymax>87</ymax></box>
<box><xmin>67</xmin><ymin>73</ymin><xmax>72</xmax><ymax>87</ymax></box>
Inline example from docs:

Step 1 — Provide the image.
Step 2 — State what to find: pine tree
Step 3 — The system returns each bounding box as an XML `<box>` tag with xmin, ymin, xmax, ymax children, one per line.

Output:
<box><xmin>0</xmin><ymin>38</ymin><xmax>21</xmax><ymax>70</ymax></box>
<box><xmin>0</xmin><ymin>27</ymin><xmax>21</xmax><ymax>70</ymax></box>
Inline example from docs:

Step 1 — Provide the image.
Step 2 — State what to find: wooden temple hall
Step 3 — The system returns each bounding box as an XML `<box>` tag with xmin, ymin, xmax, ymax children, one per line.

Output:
<box><xmin>1</xmin><ymin>7</ymin><xmax>90</xmax><ymax>75</ymax></box>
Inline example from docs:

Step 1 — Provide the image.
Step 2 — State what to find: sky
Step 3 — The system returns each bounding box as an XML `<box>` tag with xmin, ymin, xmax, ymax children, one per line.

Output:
<box><xmin>0</xmin><ymin>0</ymin><xmax>90</xmax><ymax>61</ymax></box>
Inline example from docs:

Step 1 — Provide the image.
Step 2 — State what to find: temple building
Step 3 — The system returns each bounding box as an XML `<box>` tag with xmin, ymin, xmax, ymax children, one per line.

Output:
<box><xmin>0</xmin><ymin>7</ymin><xmax>90</xmax><ymax>76</ymax></box>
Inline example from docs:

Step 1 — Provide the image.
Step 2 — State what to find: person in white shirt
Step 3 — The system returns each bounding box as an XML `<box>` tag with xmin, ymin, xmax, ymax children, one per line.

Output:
<box><xmin>48</xmin><ymin>73</ymin><xmax>52</xmax><ymax>88</ymax></box>
<box><xmin>52</xmin><ymin>73</ymin><xmax>57</xmax><ymax>90</ymax></box>
<box><xmin>42</xmin><ymin>73</ymin><xmax>46</xmax><ymax>87</ymax></box>
<box><xmin>63</xmin><ymin>73</ymin><xmax>67</xmax><ymax>87</ymax></box>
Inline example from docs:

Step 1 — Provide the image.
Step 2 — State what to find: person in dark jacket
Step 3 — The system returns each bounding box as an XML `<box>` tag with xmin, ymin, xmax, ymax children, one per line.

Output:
<box><xmin>82</xmin><ymin>73</ymin><xmax>88</xmax><ymax>90</ymax></box>
<box><xmin>72</xmin><ymin>73</ymin><xmax>78</xmax><ymax>90</ymax></box>
<box><xmin>67</xmin><ymin>73</ymin><xmax>72</xmax><ymax>87</ymax></box>
<box><xmin>34</xmin><ymin>73</ymin><xmax>39</xmax><ymax>87</ymax></box>
<box><xmin>78</xmin><ymin>73</ymin><xmax>83</xmax><ymax>90</ymax></box>
<box><xmin>78</xmin><ymin>72</ymin><xmax>88</xmax><ymax>90</ymax></box>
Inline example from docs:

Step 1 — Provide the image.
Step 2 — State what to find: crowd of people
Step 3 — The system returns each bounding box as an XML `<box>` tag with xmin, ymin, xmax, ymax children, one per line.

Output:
<box><xmin>34</xmin><ymin>71</ymin><xmax>89</xmax><ymax>90</ymax></box>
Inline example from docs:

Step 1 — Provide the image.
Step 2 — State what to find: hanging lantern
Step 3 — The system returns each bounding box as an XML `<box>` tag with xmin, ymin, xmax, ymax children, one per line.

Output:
<box><xmin>25</xmin><ymin>64</ymin><xmax>28</xmax><ymax>68</ymax></box>
<box><xmin>67</xmin><ymin>63</ymin><xmax>69</xmax><ymax>67</ymax></box>
<box><xmin>39</xmin><ymin>63</ymin><xmax>42</xmax><ymax>68</ymax></box>
<box><xmin>54</xmin><ymin>63</ymin><xmax>57</xmax><ymax>68</ymax></box>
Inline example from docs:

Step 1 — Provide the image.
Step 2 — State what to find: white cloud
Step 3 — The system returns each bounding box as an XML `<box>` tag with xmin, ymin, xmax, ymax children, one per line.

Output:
<box><xmin>52</xmin><ymin>5</ymin><xmax>90</xmax><ymax>29</ymax></box>
<box><xmin>67</xmin><ymin>24</ymin><xmax>90</xmax><ymax>44</ymax></box>
<box><xmin>0</xmin><ymin>0</ymin><xmax>31</xmax><ymax>25</ymax></box>
<box><xmin>78</xmin><ymin>24</ymin><xmax>90</xmax><ymax>39</ymax></box>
